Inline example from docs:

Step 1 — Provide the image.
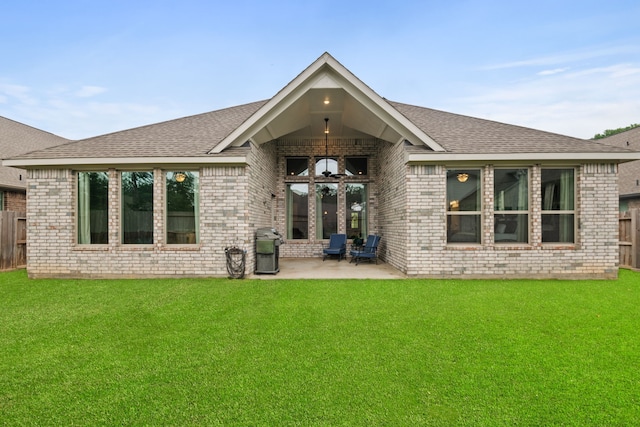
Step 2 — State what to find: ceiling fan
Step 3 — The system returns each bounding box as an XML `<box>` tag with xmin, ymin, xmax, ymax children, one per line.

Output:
<box><xmin>320</xmin><ymin>117</ymin><xmax>346</xmax><ymax>179</ymax></box>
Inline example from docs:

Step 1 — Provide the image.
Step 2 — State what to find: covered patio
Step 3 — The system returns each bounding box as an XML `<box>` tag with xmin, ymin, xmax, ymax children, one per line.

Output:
<box><xmin>250</xmin><ymin>257</ymin><xmax>405</xmax><ymax>280</ymax></box>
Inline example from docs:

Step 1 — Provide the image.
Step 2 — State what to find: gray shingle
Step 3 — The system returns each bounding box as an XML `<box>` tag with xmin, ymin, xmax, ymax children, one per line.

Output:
<box><xmin>598</xmin><ymin>127</ymin><xmax>640</xmax><ymax>196</ymax></box>
<box><xmin>7</xmin><ymin>98</ymin><xmax>635</xmax><ymax>164</ymax></box>
<box><xmin>0</xmin><ymin>116</ymin><xmax>68</xmax><ymax>188</ymax></box>
<box><xmin>390</xmin><ymin>101</ymin><xmax>633</xmax><ymax>154</ymax></box>
<box><xmin>11</xmin><ymin>101</ymin><xmax>266</xmax><ymax>160</ymax></box>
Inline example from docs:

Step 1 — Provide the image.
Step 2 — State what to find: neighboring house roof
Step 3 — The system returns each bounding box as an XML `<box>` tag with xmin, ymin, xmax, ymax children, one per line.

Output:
<box><xmin>598</xmin><ymin>126</ymin><xmax>640</xmax><ymax>197</ymax></box>
<box><xmin>0</xmin><ymin>116</ymin><xmax>68</xmax><ymax>190</ymax></box>
<box><xmin>4</xmin><ymin>53</ymin><xmax>639</xmax><ymax>168</ymax></box>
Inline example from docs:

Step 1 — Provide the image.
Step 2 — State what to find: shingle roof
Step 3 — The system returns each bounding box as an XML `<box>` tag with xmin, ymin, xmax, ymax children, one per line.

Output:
<box><xmin>598</xmin><ymin>126</ymin><xmax>640</xmax><ymax>196</ymax></box>
<box><xmin>390</xmin><ymin>102</ymin><xmax>632</xmax><ymax>154</ymax></box>
<box><xmin>6</xmin><ymin>98</ymin><xmax>636</xmax><ymax>164</ymax></box>
<box><xmin>0</xmin><ymin>116</ymin><xmax>68</xmax><ymax>189</ymax></box>
<box><xmin>11</xmin><ymin>101</ymin><xmax>266</xmax><ymax>160</ymax></box>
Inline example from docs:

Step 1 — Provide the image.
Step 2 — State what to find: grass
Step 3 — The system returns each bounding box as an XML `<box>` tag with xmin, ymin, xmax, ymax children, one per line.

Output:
<box><xmin>1</xmin><ymin>269</ymin><xmax>639</xmax><ymax>426</ymax></box>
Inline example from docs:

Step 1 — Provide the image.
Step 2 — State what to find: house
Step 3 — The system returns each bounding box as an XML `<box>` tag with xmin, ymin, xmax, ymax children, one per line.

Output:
<box><xmin>0</xmin><ymin>116</ymin><xmax>68</xmax><ymax>212</ymax></box>
<box><xmin>4</xmin><ymin>53</ymin><xmax>639</xmax><ymax>279</ymax></box>
<box><xmin>598</xmin><ymin>126</ymin><xmax>640</xmax><ymax>211</ymax></box>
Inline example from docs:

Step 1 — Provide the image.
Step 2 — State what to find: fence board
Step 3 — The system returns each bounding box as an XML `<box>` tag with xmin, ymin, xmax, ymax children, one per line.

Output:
<box><xmin>0</xmin><ymin>211</ymin><xmax>27</xmax><ymax>270</ymax></box>
<box><xmin>619</xmin><ymin>209</ymin><xmax>640</xmax><ymax>269</ymax></box>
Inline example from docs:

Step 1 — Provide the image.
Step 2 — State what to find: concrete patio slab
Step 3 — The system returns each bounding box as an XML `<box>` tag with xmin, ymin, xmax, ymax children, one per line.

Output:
<box><xmin>249</xmin><ymin>257</ymin><xmax>406</xmax><ymax>280</ymax></box>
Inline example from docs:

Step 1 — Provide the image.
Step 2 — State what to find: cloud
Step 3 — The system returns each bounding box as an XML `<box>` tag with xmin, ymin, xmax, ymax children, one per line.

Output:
<box><xmin>441</xmin><ymin>63</ymin><xmax>640</xmax><ymax>139</ymax></box>
<box><xmin>537</xmin><ymin>68</ymin><xmax>568</xmax><ymax>76</ymax></box>
<box><xmin>0</xmin><ymin>83</ymin><xmax>38</xmax><ymax>105</ymax></box>
<box><xmin>75</xmin><ymin>85</ymin><xmax>107</xmax><ymax>98</ymax></box>
<box><xmin>482</xmin><ymin>44</ymin><xmax>640</xmax><ymax>71</ymax></box>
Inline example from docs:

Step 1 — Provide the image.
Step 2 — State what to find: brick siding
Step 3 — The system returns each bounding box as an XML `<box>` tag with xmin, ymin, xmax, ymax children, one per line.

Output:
<box><xmin>5</xmin><ymin>190</ymin><xmax>26</xmax><ymax>212</ymax></box>
<box><xmin>24</xmin><ymin>147</ymin><xmax>620</xmax><ymax>279</ymax></box>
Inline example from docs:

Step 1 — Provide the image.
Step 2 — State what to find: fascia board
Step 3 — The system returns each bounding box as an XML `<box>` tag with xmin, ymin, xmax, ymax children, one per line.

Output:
<box><xmin>208</xmin><ymin>56</ymin><xmax>330</xmax><ymax>154</ymax></box>
<box><xmin>407</xmin><ymin>152</ymin><xmax>640</xmax><ymax>163</ymax></box>
<box><xmin>325</xmin><ymin>58</ymin><xmax>445</xmax><ymax>152</ymax></box>
<box><xmin>3</xmin><ymin>156</ymin><xmax>247</xmax><ymax>168</ymax></box>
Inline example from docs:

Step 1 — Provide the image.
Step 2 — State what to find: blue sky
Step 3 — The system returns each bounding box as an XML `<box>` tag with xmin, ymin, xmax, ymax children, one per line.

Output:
<box><xmin>1</xmin><ymin>0</ymin><xmax>639</xmax><ymax>140</ymax></box>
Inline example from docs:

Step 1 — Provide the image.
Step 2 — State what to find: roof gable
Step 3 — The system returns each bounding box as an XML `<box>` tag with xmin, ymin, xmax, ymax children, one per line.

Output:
<box><xmin>209</xmin><ymin>52</ymin><xmax>444</xmax><ymax>153</ymax></box>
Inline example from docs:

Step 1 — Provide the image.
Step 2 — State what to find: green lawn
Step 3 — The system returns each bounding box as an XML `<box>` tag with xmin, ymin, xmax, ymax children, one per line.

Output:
<box><xmin>1</xmin><ymin>269</ymin><xmax>639</xmax><ymax>426</ymax></box>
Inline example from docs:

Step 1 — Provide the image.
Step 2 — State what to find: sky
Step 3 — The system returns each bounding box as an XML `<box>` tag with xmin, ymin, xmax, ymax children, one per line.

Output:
<box><xmin>1</xmin><ymin>0</ymin><xmax>639</xmax><ymax>140</ymax></box>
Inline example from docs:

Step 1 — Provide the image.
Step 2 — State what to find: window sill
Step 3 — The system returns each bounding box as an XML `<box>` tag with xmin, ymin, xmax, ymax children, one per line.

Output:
<box><xmin>73</xmin><ymin>245</ymin><xmax>109</xmax><ymax>251</ymax></box>
<box><xmin>161</xmin><ymin>245</ymin><xmax>201</xmax><ymax>251</ymax></box>
<box><xmin>541</xmin><ymin>244</ymin><xmax>577</xmax><ymax>250</ymax></box>
<box><xmin>446</xmin><ymin>244</ymin><xmax>483</xmax><ymax>250</ymax></box>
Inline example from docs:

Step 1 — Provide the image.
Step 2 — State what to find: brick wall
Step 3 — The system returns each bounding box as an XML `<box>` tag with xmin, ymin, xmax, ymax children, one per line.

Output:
<box><xmin>376</xmin><ymin>141</ymin><xmax>409</xmax><ymax>272</ymax></box>
<box><xmin>5</xmin><ymin>190</ymin><xmax>26</xmax><ymax>212</ymax></box>
<box><xmin>24</xmin><ymin>157</ymin><xmax>620</xmax><ymax>279</ymax></box>
<box><xmin>403</xmin><ymin>163</ymin><xmax>619</xmax><ymax>279</ymax></box>
<box><xmin>26</xmin><ymin>166</ymin><xmax>251</xmax><ymax>278</ymax></box>
<box><xmin>246</xmin><ymin>140</ymin><xmax>279</xmax><ymax>271</ymax></box>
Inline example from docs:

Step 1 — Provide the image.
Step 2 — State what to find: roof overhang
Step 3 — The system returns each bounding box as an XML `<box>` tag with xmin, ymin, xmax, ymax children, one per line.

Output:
<box><xmin>2</xmin><ymin>156</ymin><xmax>247</xmax><ymax>169</ymax></box>
<box><xmin>407</xmin><ymin>151</ymin><xmax>640</xmax><ymax>163</ymax></box>
<box><xmin>210</xmin><ymin>52</ymin><xmax>444</xmax><ymax>154</ymax></box>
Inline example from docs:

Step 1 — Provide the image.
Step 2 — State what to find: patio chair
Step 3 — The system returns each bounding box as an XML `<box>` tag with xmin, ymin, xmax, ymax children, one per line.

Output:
<box><xmin>322</xmin><ymin>233</ymin><xmax>347</xmax><ymax>261</ymax></box>
<box><xmin>349</xmin><ymin>235</ymin><xmax>380</xmax><ymax>265</ymax></box>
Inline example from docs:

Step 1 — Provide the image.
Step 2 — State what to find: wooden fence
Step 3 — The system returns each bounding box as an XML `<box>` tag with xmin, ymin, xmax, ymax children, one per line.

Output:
<box><xmin>0</xmin><ymin>211</ymin><xmax>27</xmax><ymax>270</ymax></box>
<box><xmin>619</xmin><ymin>209</ymin><xmax>640</xmax><ymax>269</ymax></box>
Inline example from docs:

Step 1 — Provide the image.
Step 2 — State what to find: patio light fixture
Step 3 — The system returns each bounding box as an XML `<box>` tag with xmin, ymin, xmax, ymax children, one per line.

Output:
<box><xmin>457</xmin><ymin>173</ymin><xmax>469</xmax><ymax>183</ymax></box>
<box><xmin>175</xmin><ymin>172</ymin><xmax>187</xmax><ymax>183</ymax></box>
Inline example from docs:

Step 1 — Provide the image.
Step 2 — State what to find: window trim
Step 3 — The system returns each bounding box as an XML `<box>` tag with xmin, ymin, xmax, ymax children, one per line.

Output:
<box><xmin>446</xmin><ymin>168</ymin><xmax>482</xmax><ymax>245</ymax></box>
<box><xmin>165</xmin><ymin>171</ymin><xmax>200</xmax><ymax>245</ymax></box>
<box><xmin>120</xmin><ymin>170</ymin><xmax>155</xmax><ymax>245</ymax></box>
<box><xmin>540</xmin><ymin>167</ymin><xmax>577</xmax><ymax>245</ymax></box>
<box><xmin>76</xmin><ymin>171</ymin><xmax>109</xmax><ymax>246</ymax></box>
<box><xmin>493</xmin><ymin>167</ymin><xmax>530</xmax><ymax>244</ymax></box>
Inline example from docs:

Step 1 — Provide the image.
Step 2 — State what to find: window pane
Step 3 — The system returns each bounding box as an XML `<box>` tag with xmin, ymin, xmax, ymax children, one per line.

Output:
<box><xmin>494</xmin><ymin>214</ymin><xmax>528</xmax><ymax>243</ymax></box>
<box><xmin>78</xmin><ymin>172</ymin><xmax>108</xmax><ymax>244</ymax></box>
<box><xmin>286</xmin><ymin>158</ymin><xmax>309</xmax><ymax>176</ymax></box>
<box><xmin>447</xmin><ymin>215</ymin><xmax>481</xmax><ymax>243</ymax></box>
<box><xmin>122</xmin><ymin>171</ymin><xmax>154</xmax><ymax>244</ymax></box>
<box><xmin>542</xmin><ymin>214</ymin><xmax>574</xmax><ymax>243</ymax></box>
<box><xmin>495</xmin><ymin>169</ymin><xmax>528</xmax><ymax>211</ymax></box>
<box><xmin>287</xmin><ymin>184</ymin><xmax>308</xmax><ymax>239</ymax></box>
<box><xmin>541</xmin><ymin>169</ymin><xmax>574</xmax><ymax>210</ymax></box>
<box><xmin>166</xmin><ymin>171</ymin><xmax>199</xmax><ymax>244</ymax></box>
<box><xmin>315</xmin><ymin>157</ymin><xmax>338</xmax><ymax>176</ymax></box>
<box><xmin>346</xmin><ymin>184</ymin><xmax>367</xmax><ymax>240</ymax></box>
<box><xmin>346</xmin><ymin>157</ymin><xmax>367</xmax><ymax>176</ymax></box>
<box><xmin>316</xmin><ymin>183</ymin><xmax>337</xmax><ymax>239</ymax></box>
<box><xmin>447</xmin><ymin>169</ymin><xmax>481</xmax><ymax>211</ymax></box>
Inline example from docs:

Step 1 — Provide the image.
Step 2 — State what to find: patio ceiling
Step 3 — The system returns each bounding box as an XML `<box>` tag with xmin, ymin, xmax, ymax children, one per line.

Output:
<box><xmin>250</xmin><ymin>88</ymin><xmax>401</xmax><ymax>143</ymax></box>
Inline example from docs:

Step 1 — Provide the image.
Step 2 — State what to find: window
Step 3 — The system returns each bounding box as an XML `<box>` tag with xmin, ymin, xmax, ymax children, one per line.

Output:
<box><xmin>286</xmin><ymin>184</ymin><xmax>309</xmax><ymax>239</ymax></box>
<box><xmin>77</xmin><ymin>172</ymin><xmax>108</xmax><ymax>244</ymax></box>
<box><xmin>316</xmin><ymin>183</ymin><xmax>338</xmax><ymax>239</ymax></box>
<box><xmin>0</xmin><ymin>191</ymin><xmax>4</xmax><ymax>211</ymax></box>
<box><xmin>494</xmin><ymin>168</ymin><xmax>529</xmax><ymax>243</ymax></box>
<box><xmin>346</xmin><ymin>183</ymin><xmax>367</xmax><ymax>240</ymax></box>
<box><xmin>286</xmin><ymin>158</ymin><xmax>309</xmax><ymax>176</ymax></box>
<box><xmin>541</xmin><ymin>168</ymin><xmax>575</xmax><ymax>243</ymax></box>
<box><xmin>121</xmin><ymin>171</ymin><xmax>154</xmax><ymax>244</ymax></box>
<box><xmin>166</xmin><ymin>171</ymin><xmax>199</xmax><ymax>244</ymax></box>
<box><xmin>447</xmin><ymin>169</ymin><xmax>481</xmax><ymax>244</ymax></box>
<box><xmin>315</xmin><ymin>157</ymin><xmax>338</xmax><ymax>176</ymax></box>
<box><xmin>346</xmin><ymin>157</ymin><xmax>367</xmax><ymax>176</ymax></box>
